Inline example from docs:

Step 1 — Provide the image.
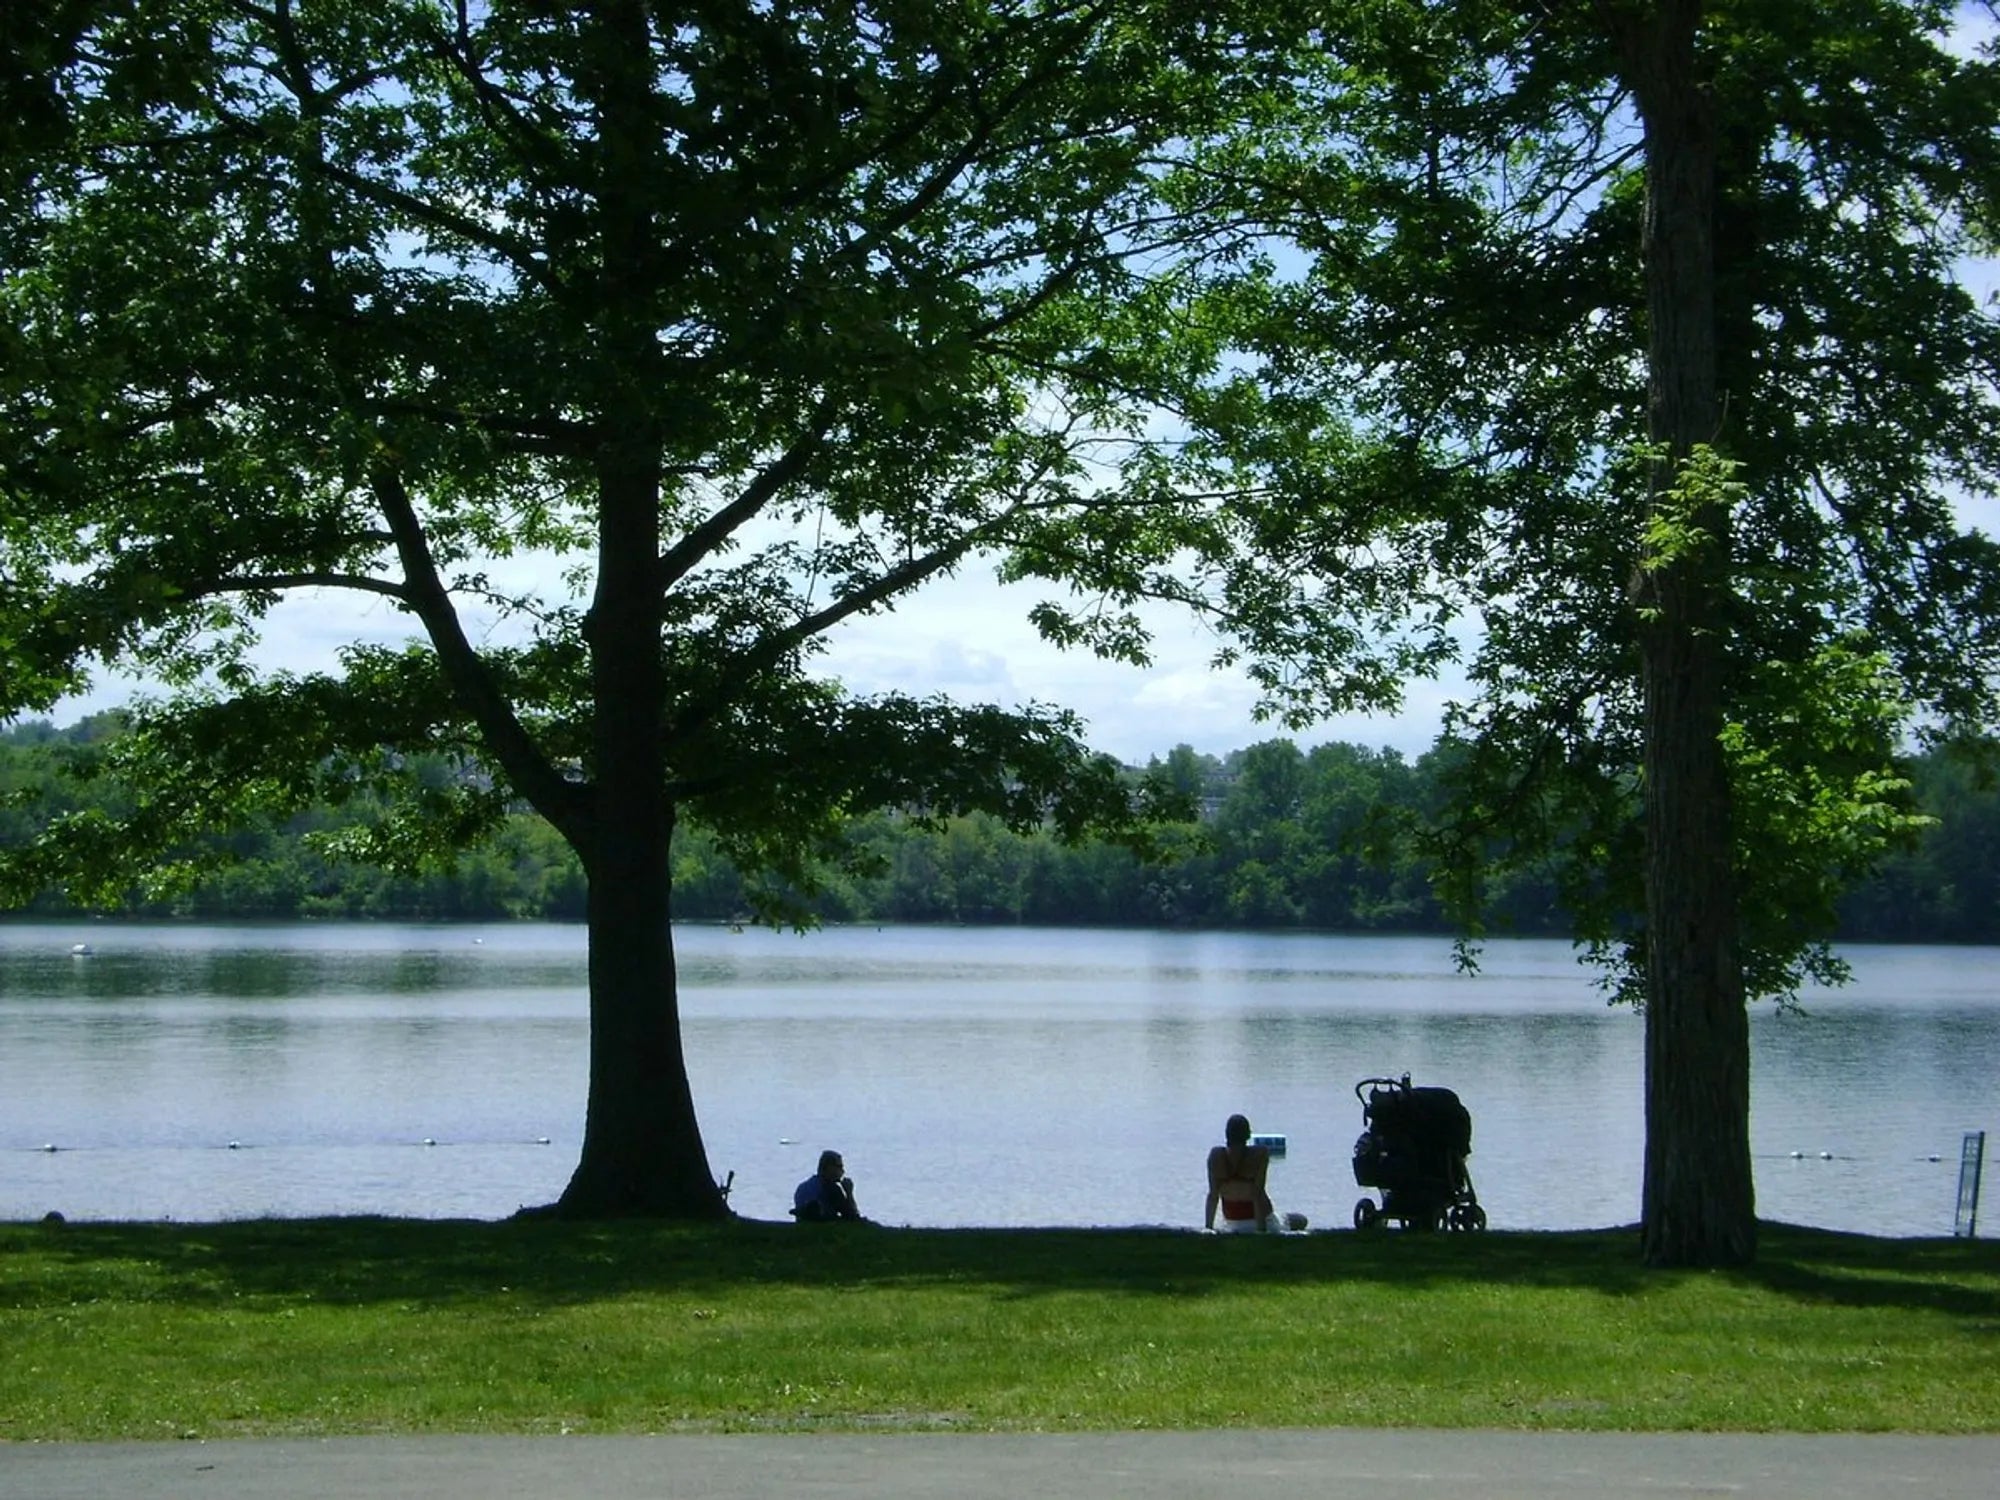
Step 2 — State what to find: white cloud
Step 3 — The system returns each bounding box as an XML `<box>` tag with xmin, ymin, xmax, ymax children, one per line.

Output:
<box><xmin>815</xmin><ymin>569</ymin><xmax>1443</xmax><ymax>762</ymax></box>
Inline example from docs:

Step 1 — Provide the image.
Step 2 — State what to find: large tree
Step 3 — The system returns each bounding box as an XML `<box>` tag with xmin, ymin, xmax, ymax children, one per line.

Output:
<box><xmin>0</xmin><ymin>0</ymin><xmax>1306</xmax><ymax>1217</ymax></box>
<box><xmin>1167</xmin><ymin>0</ymin><xmax>2000</xmax><ymax>1262</ymax></box>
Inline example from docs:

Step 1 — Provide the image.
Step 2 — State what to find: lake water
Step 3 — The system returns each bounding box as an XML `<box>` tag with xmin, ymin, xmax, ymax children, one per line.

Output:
<box><xmin>1</xmin><ymin>922</ymin><xmax>1994</xmax><ymax>1235</ymax></box>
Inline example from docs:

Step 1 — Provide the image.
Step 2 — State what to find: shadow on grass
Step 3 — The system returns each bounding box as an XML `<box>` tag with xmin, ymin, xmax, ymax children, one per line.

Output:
<box><xmin>1738</xmin><ymin>1222</ymin><xmax>2000</xmax><ymax>1326</ymax></box>
<box><xmin>5</xmin><ymin>1215</ymin><xmax>1998</xmax><ymax>1325</ymax></box>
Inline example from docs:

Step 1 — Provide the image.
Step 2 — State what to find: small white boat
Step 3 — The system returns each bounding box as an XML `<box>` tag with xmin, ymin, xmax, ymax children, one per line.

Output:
<box><xmin>69</xmin><ymin>943</ymin><xmax>92</xmax><ymax>957</ymax></box>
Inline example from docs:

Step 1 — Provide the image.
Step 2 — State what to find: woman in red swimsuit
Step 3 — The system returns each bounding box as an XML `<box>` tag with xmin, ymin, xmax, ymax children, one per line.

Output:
<box><xmin>1205</xmin><ymin>1113</ymin><xmax>1275</xmax><ymax>1232</ymax></box>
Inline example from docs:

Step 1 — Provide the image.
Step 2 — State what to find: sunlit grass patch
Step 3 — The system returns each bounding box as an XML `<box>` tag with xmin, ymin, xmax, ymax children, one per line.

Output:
<box><xmin>1</xmin><ymin>1218</ymin><xmax>1995</xmax><ymax>1439</ymax></box>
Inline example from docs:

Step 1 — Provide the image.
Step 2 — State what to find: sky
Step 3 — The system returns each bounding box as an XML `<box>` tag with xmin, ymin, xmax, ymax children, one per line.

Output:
<box><xmin>807</xmin><ymin>570</ymin><xmax>1459</xmax><ymax>763</ymax></box>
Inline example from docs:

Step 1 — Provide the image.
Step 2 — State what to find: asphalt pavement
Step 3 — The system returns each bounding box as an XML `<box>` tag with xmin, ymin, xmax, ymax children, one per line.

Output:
<box><xmin>4</xmin><ymin>1429</ymin><xmax>1999</xmax><ymax>1500</ymax></box>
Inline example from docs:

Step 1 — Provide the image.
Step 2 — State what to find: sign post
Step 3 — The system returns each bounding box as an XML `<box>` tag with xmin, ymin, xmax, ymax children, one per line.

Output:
<box><xmin>1955</xmin><ymin>1131</ymin><xmax>1985</xmax><ymax>1238</ymax></box>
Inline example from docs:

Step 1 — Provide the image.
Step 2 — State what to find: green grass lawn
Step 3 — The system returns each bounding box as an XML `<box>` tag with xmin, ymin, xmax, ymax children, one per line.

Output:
<box><xmin>2</xmin><ymin>1217</ymin><xmax>1996</xmax><ymax>1440</ymax></box>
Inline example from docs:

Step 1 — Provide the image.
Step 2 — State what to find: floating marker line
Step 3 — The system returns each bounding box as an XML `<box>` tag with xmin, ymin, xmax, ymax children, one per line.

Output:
<box><xmin>12</xmin><ymin>1136</ymin><xmax>561</xmax><ymax>1154</ymax></box>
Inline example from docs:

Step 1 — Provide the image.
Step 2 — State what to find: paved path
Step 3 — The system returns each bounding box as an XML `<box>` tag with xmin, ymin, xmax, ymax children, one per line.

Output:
<box><xmin>5</xmin><ymin>1430</ymin><xmax>1999</xmax><ymax>1499</ymax></box>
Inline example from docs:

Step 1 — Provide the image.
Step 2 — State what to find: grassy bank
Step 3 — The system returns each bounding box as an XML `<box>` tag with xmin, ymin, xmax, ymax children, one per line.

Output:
<box><xmin>3</xmin><ymin>1218</ymin><xmax>1997</xmax><ymax>1440</ymax></box>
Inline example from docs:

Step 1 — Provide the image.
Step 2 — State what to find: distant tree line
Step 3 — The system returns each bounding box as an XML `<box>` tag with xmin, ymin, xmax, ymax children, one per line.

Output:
<box><xmin>2</xmin><ymin>714</ymin><xmax>1995</xmax><ymax>942</ymax></box>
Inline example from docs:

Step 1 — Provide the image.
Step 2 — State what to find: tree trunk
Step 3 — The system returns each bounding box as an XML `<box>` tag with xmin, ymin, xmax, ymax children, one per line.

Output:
<box><xmin>557</xmin><ymin>806</ymin><xmax>727</xmax><ymax>1218</ymax></box>
<box><xmin>554</xmin><ymin>425</ymin><xmax>728</xmax><ymax>1218</ymax></box>
<box><xmin>552</xmin><ymin>0</ymin><xmax>727</xmax><ymax>1219</ymax></box>
<box><xmin>1618</xmin><ymin>0</ymin><xmax>1756</xmax><ymax>1266</ymax></box>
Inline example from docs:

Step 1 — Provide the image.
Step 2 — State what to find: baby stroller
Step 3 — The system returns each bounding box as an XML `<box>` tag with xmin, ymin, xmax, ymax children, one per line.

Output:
<box><xmin>1350</xmin><ymin>1073</ymin><xmax>1486</xmax><ymax>1231</ymax></box>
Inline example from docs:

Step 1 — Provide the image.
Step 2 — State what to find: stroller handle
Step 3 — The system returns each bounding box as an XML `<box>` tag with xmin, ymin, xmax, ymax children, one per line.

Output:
<box><xmin>1354</xmin><ymin>1073</ymin><xmax>1413</xmax><ymax>1105</ymax></box>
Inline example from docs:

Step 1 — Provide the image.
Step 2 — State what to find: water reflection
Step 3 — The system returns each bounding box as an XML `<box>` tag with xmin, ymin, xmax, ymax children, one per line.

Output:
<box><xmin>2</xmin><ymin>923</ymin><xmax>1994</xmax><ymax>1235</ymax></box>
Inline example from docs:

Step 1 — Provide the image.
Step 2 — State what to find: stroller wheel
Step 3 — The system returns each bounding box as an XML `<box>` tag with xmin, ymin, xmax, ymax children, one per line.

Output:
<box><xmin>1353</xmin><ymin>1198</ymin><xmax>1380</xmax><ymax>1231</ymax></box>
<box><xmin>1467</xmin><ymin>1204</ymin><xmax>1487</xmax><ymax>1231</ymax></box>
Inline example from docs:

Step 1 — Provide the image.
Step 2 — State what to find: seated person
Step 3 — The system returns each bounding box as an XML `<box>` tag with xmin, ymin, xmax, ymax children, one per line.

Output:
<box><xmin>792</xmin><ymin>1149</ymin><xmax>863</xmax><ymax>1222</ymax></box>
<box><xmin>1205</xmin><ymin>1113</ymin><xmax>1275</xmax><ymax>1232</ymax></box>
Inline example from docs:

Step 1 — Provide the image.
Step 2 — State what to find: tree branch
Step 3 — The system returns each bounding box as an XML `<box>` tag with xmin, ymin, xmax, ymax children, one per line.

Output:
<box><xmin>370</xmin><ymin>462</ymin><xmax>587</xmax><ymax>835</ymax></box>
<box><xmin>191</xmin><ymin>571</ymin><xmax>411</xmax><ymax>600</ymax></box>
<box><xmin>656</xmin><ymin>397</ymin><xmax>841</xmax><ymax>591</ymax></box>
<box><xmin>300</xmin><ymin>156</ymin><xmax>564</xmax><ymax>298</ymax></box>
<box><xmin>365</xmin><ymin>398</ymin><xmax>598</xmax><ymax>460</ymax></box>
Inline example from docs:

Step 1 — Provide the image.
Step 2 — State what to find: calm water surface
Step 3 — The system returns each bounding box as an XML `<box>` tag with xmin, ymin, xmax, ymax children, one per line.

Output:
<box><xmin>1</xmin><ymin>922</ymin><xmax>1993</xmax><ymax>1235</ymax></box>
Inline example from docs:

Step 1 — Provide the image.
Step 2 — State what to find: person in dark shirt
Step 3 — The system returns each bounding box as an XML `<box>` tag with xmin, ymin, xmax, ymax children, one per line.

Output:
<box><xmin>792</xmin><ymin>1149</ymin><xmax>863</xmax><ymax>1222</ymax></box>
